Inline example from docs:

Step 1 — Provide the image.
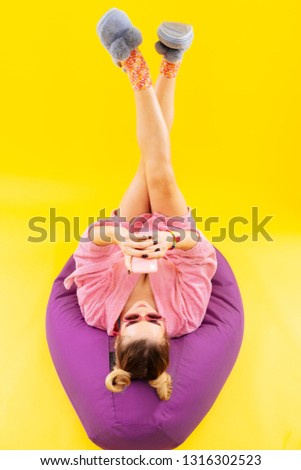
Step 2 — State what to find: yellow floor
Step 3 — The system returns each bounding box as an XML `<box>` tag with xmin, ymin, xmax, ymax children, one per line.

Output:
<box><xmin>1</xmin><ymin>0</ymin><xmax>301</xmax><ymax>450</ymax></box>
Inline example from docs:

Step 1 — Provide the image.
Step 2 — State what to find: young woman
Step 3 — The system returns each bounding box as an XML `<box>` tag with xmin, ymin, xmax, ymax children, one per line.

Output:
<box><xmin>64</xmin><ymin>8</ymin><xmax>218</xmax><ymax>401</ymax></box>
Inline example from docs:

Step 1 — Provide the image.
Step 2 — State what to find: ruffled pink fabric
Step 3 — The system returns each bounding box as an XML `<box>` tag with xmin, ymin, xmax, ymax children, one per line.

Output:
<box><xmin>63</xmin><ymin>207</ymin><xmax>218</xmax><ymax>338</ymax></box>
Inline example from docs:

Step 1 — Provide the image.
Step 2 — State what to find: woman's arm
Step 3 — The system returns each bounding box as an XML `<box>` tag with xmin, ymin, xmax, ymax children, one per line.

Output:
<box><xmin>164</xmin><ymin>229</ymin><xmax>200</xmax><ymax>251</ymax></box>
<box><xmin>131</xmin><ymin>229</ymin><xmax>201</xmax><ymax>259</ymax></box>
<box><xmin>88</xmin><ymin>223</ymin><xmax>118</xmax><ymax>246</ymax></box>
<box><xmin>165</xmin><ymin>233</ymin><xmax>218</xmax><ymax>334</ymax></box>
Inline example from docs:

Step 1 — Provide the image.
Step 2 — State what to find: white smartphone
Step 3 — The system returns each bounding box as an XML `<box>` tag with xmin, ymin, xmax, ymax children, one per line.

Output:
<box><xmin>131</xmin><ymin>257</ymin><xmax>158</xmax><ymax>273</ymax></box>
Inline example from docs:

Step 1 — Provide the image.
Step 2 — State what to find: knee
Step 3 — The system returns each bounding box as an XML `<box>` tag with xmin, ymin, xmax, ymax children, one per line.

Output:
<box><xmin>147</xmin><ymin>163</ymin><xmax>175</xmax><ymax>191</ymax></box>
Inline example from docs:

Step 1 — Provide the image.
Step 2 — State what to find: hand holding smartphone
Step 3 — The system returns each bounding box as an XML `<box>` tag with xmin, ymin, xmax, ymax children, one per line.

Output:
<box><xmin>130</xmin><ymin>233</ymin><xmax>158</xmax><ymax>273</ymax></box>
<box><xmin>131</xmin><ymin>257</ymin><xmax>158</xmax><ymax>273</ymax></box>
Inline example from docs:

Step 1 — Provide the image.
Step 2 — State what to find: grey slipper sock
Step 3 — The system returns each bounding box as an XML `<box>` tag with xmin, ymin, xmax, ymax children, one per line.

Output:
<box><xmin>96</xmin><ymin>8</ymin><xmax>142</xmax><ymax>67</ymax></box>
<box><xmin>155</xmin><ymin>41</ymin><xmax>184</xmax><ymax>63</ymax></box>
<box><xmin>155</xmin><ymin>21</ymin><xmax>194</xmax><ymax>63</ymax></box>
<box><xmin>157</xmin><ymin>21</ymin><xmax>194</xmax><ymax>50</ymax></box>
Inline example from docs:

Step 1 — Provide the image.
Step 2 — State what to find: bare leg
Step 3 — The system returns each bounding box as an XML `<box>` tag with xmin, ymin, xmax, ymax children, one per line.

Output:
<box><xmin>119</xmin><ymin>74</ymin><xmax>180</xmax><ymax>219</ymax></box>
<box><xmin>133</xmin><ymin>85</ymin><xmax>187</xmax><ymax>216</ymax></box>
<box><xmin>154</xmin><ymin>74</ymin><xmax>176</xmax><ymax>133</ymax></box>
<box><xmin>118</xmin><ymin>160</ymin><xmax>151</xmax><ymax>221</ymax></box>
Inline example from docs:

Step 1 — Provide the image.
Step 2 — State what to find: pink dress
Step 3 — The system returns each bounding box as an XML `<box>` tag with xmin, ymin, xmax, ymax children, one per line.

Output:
<box><xmin>63</xmin><ymin>207</ymin><xmax>218</xmax><ymax>338</ymax></box>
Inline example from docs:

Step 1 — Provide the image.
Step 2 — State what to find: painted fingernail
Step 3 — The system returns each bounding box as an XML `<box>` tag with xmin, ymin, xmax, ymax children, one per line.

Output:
<box><xmin>142</xmin><ymin>254</ymin><xmax>148</xmax><ymax>258</ymax></box>
<box><xmin>153</xmin><ymin>240</ymin><xmax>158</xmax><ymax>245</ymax></box>
<box><xmin>155</xmin><ymin>248</ymin><xmax>160</xmax><ymax>252</ymax></box>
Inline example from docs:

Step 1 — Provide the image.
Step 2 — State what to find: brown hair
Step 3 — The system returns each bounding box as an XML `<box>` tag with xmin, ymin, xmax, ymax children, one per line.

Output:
<box><xmin>105</xmin><ymin>334</ymin><xmax>172</xmax><ymax>400</ymax></box>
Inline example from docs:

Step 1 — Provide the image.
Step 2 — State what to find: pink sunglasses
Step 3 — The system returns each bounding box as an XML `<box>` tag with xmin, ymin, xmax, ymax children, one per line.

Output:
<box><xmin>123</xmin><ymin>312</ymin><xmax>165</xmax><ymax>325</ymax></box>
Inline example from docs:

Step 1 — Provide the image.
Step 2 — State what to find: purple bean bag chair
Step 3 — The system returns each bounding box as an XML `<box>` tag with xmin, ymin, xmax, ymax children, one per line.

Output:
<box><xmin>46</xmin><ymin>247</ymin><xmax>244</xmax><ymax>450</ymax></box>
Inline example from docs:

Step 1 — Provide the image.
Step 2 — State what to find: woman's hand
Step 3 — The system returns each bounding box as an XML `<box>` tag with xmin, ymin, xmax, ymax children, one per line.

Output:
<box><xmin>137</xmin><ymin>230</ymin><xmax>174</xmax><ymax>259</ymax></box>
<box><xmin>115</xmin><ymin>227</ymin><xmax>156</xmax><ymax>272</ymax></box>
<box><xmin>120</xmin><ymin>231</ymin><xmax>173</xmax><ymax>272</ymax></box>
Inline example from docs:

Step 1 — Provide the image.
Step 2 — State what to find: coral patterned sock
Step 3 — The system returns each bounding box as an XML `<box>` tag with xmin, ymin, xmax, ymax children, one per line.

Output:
<box><xmin>160</xmin><ymin>58</ymin><xmax>182</xmax><ymax>79</ymax></box>
<box><xmin>120</xmin><ymin>48</ymin><xmax>152</xmax><ymax>91</ymax></box>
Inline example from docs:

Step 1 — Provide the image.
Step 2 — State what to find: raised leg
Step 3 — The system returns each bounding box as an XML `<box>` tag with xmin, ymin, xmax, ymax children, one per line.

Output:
<box><xmin>97</xmin><ymin>11</ymin><xmax>189</xmax><ymax>220</ymax></box>
<box><xmin>119</xmin><ymin>73</ymin><xmax>180</xmax><ymax>220</ymax></box>
<box><xmin>154</xmin><ymin>74</ymin><xmax>176</xmax><ymax>133</ymax></box>
<box><xmin>118</xmin><ymin>161</ymin><xmax>151</xmax><ymax>221</ymax></box>
<box><xmin>118</xmin><ymin>47</ymin><xmax>186</xmax><ymax>219</ymax></box>
<box><xmin>133</xmin><ymin>85</ymin><xmax>187</xmax><ymax>217</ymax></box>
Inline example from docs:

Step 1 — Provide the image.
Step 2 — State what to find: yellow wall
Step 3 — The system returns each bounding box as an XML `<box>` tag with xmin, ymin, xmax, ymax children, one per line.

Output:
<box><xmin>1</xmin><ymin>0</ymin><xmax>301</xmax><ymax>449</ymax></box>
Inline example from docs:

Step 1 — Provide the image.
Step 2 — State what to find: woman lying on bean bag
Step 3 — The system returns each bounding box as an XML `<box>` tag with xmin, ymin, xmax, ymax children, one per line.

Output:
<box><xmin>64</xmin><ymin>8</ymin><xmax>217</xmax><ymax>401</ymax></box>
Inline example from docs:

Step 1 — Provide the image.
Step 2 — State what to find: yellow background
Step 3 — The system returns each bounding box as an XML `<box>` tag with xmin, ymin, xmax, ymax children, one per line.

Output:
<box><xmin>1</xmin><ymin>0</ymin><xmax>301</xmax><ymax>449</ymax></box>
